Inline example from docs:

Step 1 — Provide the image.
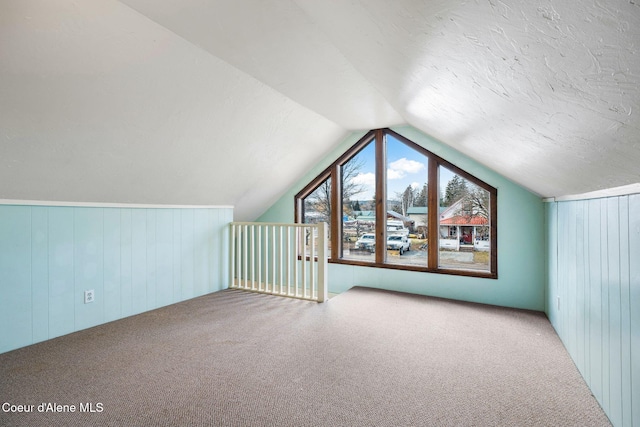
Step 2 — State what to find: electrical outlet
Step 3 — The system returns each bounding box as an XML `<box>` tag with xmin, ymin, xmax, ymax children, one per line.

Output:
<box><xmin>84</xmin><ymin>290</ymin><xmax>95</xmax><ymax>304</ymax></box>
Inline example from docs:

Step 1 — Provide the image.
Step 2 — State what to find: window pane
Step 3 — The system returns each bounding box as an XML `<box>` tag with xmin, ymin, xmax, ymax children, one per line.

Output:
<box><xmin>341</xmin><ymin>141</ymin><xmax>376</xmax><ymax>262</ymax></box>
<box><xmin>438</xmin><ymin>166</ymin><xmax>491</xmax><ymax>271</ymax></box>
<box><xmin>302</xmin><ymin>177</ymin><xmax>331</xmax><ymax>255</ymax></box>
<box><xmin>295</xmin><ymin>128</ymin><xmax>496</xmax><ymax>278</ymax></box>
<box><xmin>385</xmin><ymin>134</ymin><xmax>428</xmax><ymax>267</ymax></box>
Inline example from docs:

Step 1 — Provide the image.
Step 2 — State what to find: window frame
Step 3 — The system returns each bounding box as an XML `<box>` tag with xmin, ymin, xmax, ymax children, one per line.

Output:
<box><xmin>295</xmin><ymin>128</ymin><xmax>498</xmax><ymax>279</ymax></box>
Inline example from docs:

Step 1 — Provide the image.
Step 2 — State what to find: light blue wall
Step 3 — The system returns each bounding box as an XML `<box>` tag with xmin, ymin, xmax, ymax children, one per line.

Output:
<box><xmin>546</xmin><ymin>195</ymin><xmax>639</xmax><ymax>427</ymax></box>
<box><xmin>0</xmin><ymin>204</ymin><xmax>232</xmax><ymax>354</ymax></box>
<box><xmin>259</xmin><ymin>126</ymin><xmax>546</xmax><ymax>311</ymax></box>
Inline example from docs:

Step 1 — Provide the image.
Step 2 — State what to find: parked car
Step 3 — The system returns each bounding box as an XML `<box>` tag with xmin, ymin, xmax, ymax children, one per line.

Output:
<box><xmin>354</xmin><ymin>233</ymin><xmax>376</xmax><ymax>252</ymax></box>
<box><xmin>387</xmin><ymin>234</ymin><xmax>410</xmax><ymax>254</ymax></box>
<box><xmin>387</xmin><ymin>220</ymin><xmax>409</xmax><ymax>236</ymax></box>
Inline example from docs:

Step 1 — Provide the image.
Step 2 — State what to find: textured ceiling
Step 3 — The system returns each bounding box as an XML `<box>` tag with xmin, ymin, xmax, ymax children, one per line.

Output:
<box><xmin>1</xmin><ymin>0</ymin><xmax>639</xmax><ymax>220</ymax></box>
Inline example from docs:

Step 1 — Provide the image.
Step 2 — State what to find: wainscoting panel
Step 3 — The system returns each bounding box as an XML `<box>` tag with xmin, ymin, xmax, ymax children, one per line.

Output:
<box><xmin>0</xmin><ymin>204</ymin><xmax>232</xmax><ymax>354</ymax></box>
<box><xmin>547</xmin><ymin>194</ymin><xmax>638</xmax><ymax>427</ymax></box>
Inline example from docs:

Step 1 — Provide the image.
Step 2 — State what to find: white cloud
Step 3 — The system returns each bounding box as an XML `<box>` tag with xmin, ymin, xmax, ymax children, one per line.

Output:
<box><xmin>411</xmin><ymin>181</ymin><xmax>421</xmax><ymax>190</ymax></box>
<box><xmin>387</xmin><ymin>158</ymin><xmax>425</xmax><ymax>179</ymax></box>
<box><xmin>387</xmin><ymin>169</ymin><xmax>404</xmax><ymax>180</ymax></box>
<box><xmin>350</xmin><ymin>172</ymin><xmax>375</xmax><ymax>195</ymax></box>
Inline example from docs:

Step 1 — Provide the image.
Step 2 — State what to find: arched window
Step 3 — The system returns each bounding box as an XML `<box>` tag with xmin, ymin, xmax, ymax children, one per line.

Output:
<box><xmin>295</xmin><ymin>129</ymin><xmax>497</xmax><ymax>278</ymax></box>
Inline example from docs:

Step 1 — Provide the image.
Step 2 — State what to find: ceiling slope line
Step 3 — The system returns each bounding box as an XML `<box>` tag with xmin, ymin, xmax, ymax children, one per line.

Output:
<box><xmin>114</xmin><ymin>0</ymin><xmax>348</xmax><ymax>133</ymax></box>
<box><xmin>290</xmin><ymin>0</ymin><xmax>405</xmax><ymax>130</ymax></box>
<box><xmin>544</xmin><ymin>183</ymin><xmax>640</xmax><ymax>203</ymax></box>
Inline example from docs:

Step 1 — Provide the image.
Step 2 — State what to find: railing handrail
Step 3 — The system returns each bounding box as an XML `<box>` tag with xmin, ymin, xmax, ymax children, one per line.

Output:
<box><xmin>230</xmin><ymin>221</ymin><xmax>322</xmax><ymax>228</ymax></box>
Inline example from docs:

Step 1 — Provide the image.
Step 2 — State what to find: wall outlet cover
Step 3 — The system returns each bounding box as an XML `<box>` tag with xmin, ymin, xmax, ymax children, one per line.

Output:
<box><xmin>84</xmin><ymin>290</ymin><xmax>95</xmax><ymax>304</ymax></box>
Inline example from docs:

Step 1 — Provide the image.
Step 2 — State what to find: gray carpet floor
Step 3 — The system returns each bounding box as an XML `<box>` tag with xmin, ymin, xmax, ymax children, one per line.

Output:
<box><xmin>0</xmin><ymin>287</ymin><xmax>611</xmax><ymax>426</ymax></box>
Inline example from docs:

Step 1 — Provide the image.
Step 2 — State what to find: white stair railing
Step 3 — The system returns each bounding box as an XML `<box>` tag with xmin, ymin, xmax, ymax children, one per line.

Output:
<box><xmin>229</xmin><ymin>222</ymin><xmax>328</xmax><ymax>302</ymax></box>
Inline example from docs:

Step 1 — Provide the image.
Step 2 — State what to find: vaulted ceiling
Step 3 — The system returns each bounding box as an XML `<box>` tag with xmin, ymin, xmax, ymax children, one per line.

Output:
<box><xmin>2</xmin><ymin>0</ymin><xmax>639</xmax><ymax>220</ymax></box>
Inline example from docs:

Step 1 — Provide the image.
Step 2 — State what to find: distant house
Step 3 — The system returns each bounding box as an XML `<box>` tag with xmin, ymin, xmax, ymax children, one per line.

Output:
<box><xmin>348</xmin><ymin>210</ymin><xmax>412</xmax><ymax>236</ymax></box>
<box><xmin>406</xmin><ymin>206</ymin><xmax>427</xmax><ymax>233</ymax></box>
<box><xmin>352</xmin><ymin>205</ymin><xmax>488</xmax><ymax>250</ymax></box>
<box><xmin>407</xmin><ymin>206</ymin><xmax>456</xmax><ymax>237</ymax></box>
<box><xmin>386</xmin><ymin>210</ymin><xmax>412</xmax><ymax>227</ymax></box>
<box><xmin>352</xmin><ymin>210</ymin><xmax>412</xmax><ymax>224</ymax></box>
<box><xmin>352</xmin><ymin>210</ymin><xmax>375</xmax><ymax>223</ymax></box>
<box><xmin>439</xmin><ymin>199</ymin><xmax>489</xmax><ymax>251</ymax></box>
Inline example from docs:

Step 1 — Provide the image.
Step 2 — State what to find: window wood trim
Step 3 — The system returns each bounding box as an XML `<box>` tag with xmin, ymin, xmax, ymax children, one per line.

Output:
<box><xmin>374</xmin><ymin>129</ymin><xmax>386</xmax><ymax>265</ymax></box>
<box><xmin>427</xmin><ymin>154</ymin><xmax>439</xmax><ymax>270</ymax></box>
<box><xmin>295</xmin><ymin>128</ymin><xmax>498</xmax><ymax>279</ymax></box>
<box><xmin>331</xmin><ymin>164</ymin><xmax>340</xmax><ymax>260</ymax></box>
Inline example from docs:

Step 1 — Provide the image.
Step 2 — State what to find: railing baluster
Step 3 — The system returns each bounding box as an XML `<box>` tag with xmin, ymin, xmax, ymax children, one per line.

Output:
<box><xmin>242</xmin><ymin>224</ymin><xmax>248</xmax><ymax>289</ymax></box>
<box><xmin>272</xmin><ymin>225</ymin><xmax>276</xmax><ymax>293</ymax></box>
<box><xmin>264</xmin><ymin>225</ymin><xmax>269</xmax><ymax>293</ymax></box>
<box><xmin>230</xmin><ymin>224</ymin><xmax>236</xmax><ymax>288</ymax></box>
<box><xmin>273</xmin><ymin>225</ymin><xmax>277</xmax><ymax>294</ymax></box>
<box><xmin>293</xmin><ymin>227</ymin><xmax>301</xmax><ymax>297</ymax></box>
<box><xmin>317</xmin><ymin>222</ymin><xmax>327</xmax><ymax>302</ymax></box>
<box><xmin>257</xmin><ymin>225</ymin><xmax>262</xmax><ymax>291</ymax></box>
<box><xmin>229</xmin><ymin>222</ymin><xmax>327</xmax><ymax>302</ymax></box>
<box><xmin>285</xmin><ymin>226</ymin><xmax>291</xmax><ymax>296</ymax></box>
<box><xmin>306</xmin><ymin>225</ymin><xmax>312</xmax><ymax>299</ymax></box>
<box><xmin>250</xmin><ymin>225</ymin><xmax>255</xmax><ymax>290</ymax></box>
<box><xmin>301</xmin><ymin>226</ymin><xmax>307</xmax><ymax>299</ymax></box>
<box><xmin>236</xmin><ymin>225</ymin><xmax>242</xmax><ymax>288</ymax></box>
<box><xmin>278</xmin><ymin>225</ymin><xmax>283</xmax><ymax>295</ymax></box>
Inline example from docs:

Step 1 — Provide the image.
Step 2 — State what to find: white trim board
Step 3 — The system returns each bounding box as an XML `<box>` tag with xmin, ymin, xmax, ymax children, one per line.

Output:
<box><xmin>543</xmin><ymin>183</ymin><xmax>640</xmax><ymax>202</ymax></box>
<box><xmin>0</xmin><ymin>199</ymin><xmax>234</xmax><ymax>210</ymax></box>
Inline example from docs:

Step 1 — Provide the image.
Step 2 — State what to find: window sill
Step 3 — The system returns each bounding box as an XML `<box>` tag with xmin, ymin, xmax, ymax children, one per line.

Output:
<box><xmin>328</xmin><ymin>258</ymin><xmax>497</xmax><ymax>279</ymax></box>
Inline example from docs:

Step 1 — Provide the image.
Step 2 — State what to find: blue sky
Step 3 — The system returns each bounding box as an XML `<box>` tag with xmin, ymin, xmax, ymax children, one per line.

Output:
<box><xmin>348</xmin><ymin>134</ymin><xmax>456</xmax><ymax>201</ymax></box>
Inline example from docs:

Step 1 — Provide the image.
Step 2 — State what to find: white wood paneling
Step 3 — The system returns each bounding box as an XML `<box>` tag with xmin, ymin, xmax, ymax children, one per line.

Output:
<box><xmin>0</xmin><ymin>205</ymin><xmax>232</xmax><ymax>354</ymax></box>
<box><xmin>547</xmin><ymin>195</ymin><xmax>638</xmax><ymax>426</ymax></box>
<box><xmin>629</xmin><ymin>195</ymin><xmax>640</xmax><ymax>427</ymax></box>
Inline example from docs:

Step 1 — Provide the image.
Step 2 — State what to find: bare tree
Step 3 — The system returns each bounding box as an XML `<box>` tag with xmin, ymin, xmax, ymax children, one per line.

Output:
<box><xmin>455</xmin><ymin>183</ymin><xmax>490</xmax><ymax>239</ymax></box>
<box><xmin>395</xmin><ymin>185</ymin><xmax>418</xmax><ymax>216</ymax></box>
<box><xmin>459</xmin><ymin>183</ymin><xmax>489</xmax><ymax>220</ymax></box>
<box><xmin>305</xmin><ymin>179</ymin><xmax>331</xmax><ymax>223</ymax></box>
<box><xmin>303</xmin><ymin>156</ymin><xmax>366</xmax><ymax>222</ymax></box>
<box><xmin>341</xmin><ymin>156</ymin><xmax>366</xmax><ymax>218</ymax></box>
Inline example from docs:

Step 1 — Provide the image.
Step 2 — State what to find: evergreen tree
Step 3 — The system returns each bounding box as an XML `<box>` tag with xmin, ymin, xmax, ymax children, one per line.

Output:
<box><xmin>442</xmin><ymin>175</ymin><xmax>467</xmax><ymax>206</ymax></box>
<box><xmin>414</xmin><ymin>183</ymin><xmax>428</xmax><ymax>206</ymax></box>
